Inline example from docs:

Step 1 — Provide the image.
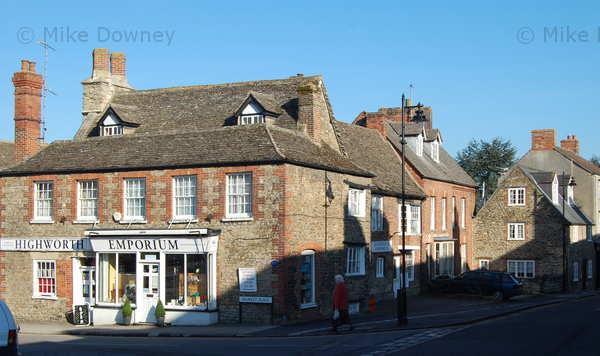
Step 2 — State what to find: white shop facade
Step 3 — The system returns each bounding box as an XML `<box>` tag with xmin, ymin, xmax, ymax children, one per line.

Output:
<box><xmin>1</xmin><ymin>228</ymin><xmax>220</xmax><ymax>326</ymax></box>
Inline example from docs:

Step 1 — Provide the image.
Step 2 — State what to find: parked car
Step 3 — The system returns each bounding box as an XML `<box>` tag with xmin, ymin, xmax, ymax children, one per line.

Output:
<box><xmin>431</xmin><ymin>270</ymin><xmax>523</xmax><ymax>300</ymax></box>
<box><xmin>0</xmin><ymin>300</ymin><xmax>18</xmax><ymax>356</ymax></box>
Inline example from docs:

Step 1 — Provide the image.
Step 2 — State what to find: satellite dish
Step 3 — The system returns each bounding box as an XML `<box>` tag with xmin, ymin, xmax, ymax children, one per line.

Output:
<box><xmin>112</xmin><ymin>212</ymin><xmax>122</xmax><ymax>222</ymax></box>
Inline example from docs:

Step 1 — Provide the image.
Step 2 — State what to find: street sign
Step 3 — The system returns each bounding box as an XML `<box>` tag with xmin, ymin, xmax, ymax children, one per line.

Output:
<box><xmin>239</xmin><ymin>296</ymin><xmax>272</xmax><ymax>304</ymax></box>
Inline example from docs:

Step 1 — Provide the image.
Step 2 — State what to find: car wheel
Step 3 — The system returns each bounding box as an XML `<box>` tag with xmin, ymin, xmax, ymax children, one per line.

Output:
<box><xmin>493</xmin><ymin>291</ymin><xmax>504</xmax><ymax>301</ymax></box>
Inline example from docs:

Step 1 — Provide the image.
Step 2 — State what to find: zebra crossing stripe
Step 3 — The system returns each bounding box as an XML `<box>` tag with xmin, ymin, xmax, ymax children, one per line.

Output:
<box><xmin>360</xmin><ymin>327</ymin><xmax>467</xmax><ymax>356</ymax></box>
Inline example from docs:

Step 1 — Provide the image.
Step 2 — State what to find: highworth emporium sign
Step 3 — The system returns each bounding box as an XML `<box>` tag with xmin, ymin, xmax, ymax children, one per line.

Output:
<box><xmin>0</xmin><ymin>230</ymin><xmax>219</xmax><ymax>253</ymax></box>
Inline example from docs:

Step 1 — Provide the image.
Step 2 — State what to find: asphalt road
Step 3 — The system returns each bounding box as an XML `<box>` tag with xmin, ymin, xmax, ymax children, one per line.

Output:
<box><xmin>19</xmin><ymin>295</ymin><xmax>600</xmax><ymax>356</ymax></box>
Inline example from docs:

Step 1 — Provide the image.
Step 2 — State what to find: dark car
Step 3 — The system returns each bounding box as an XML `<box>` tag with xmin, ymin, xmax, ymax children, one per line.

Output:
<box><xmin>431</xmin><ymin>270</ymin><xmax>523</xmax><ymax>300</ymax></box>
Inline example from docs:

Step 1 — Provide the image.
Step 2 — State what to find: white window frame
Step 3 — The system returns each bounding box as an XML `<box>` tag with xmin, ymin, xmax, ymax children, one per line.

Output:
<box><xmin>573</xmin><ymin>261</ymin><xmax>580</xmax><ymax>282</ymax></box>
<box><xmin>430</xmin><ymin>197</ymin><xmax>436</xmax><ymax>232</ymax></box>
<box><xmin>508</xmin><ymin>223</ymin><xmax>526</xmax><ymax>240</ymax></box>
<box><xmin>431</xmin><ymin>140</ymin><xmax>439</xmax><ymax>162</ymax></box>
<box><xmin>238</xmin><ymin>114</ymin><xmax>265</xmax><ymax>125</ymax></box>
<box><xmin>172</xmin><ymin>175</ymin><xmax>197</xmax><ymax>221</ymax></box>
<box><xmin>348</xmin><ymin>188</ymin><xmax>366</xmax><ymax>217</ymax></box>
<box><xmin>225</xmin><ymin>173</ymin><xmax>253</xmax><ymax>219</ymax></box>
<box><xmin>371</xmin><ymin>195</ymin><xmax>384</xmax><ymax>232</ymax></box>
<box><xmin>300</xmin><ymin>250</ymin><xmax>316</xmax><ymax>308</ymax></box>
<box><xmin>507</xmin><ymin>260</ymin><xmax>535</xmax><ymax>279</ymax></box>
<box><xmin>102</xmin><ymin>125</ymin><xmax>123</xmax><ymax>136</ymax></box>
<box><xmin>345</xmin><ymin>246</ymin><xmax>366</xmax><ymax>276</ymax></box>
<box><xmin>33</xmin><ymin>181</ymin><xmax>53</xmax><ymax>222</ymax></box>
<box><xmin>508</xmin><ymin>187</ymin><xmax>526</xmax><ymax>206</ymax></box>
<box><xmin>587</xmin><ymin>260</ymin><xmax>593</xmax><ymax>280</ymax></box>
<box><xmin>460</xmin><ymin>198</ymin><xmax>466</xmax><ymax>229</ymax></box>
<box><xmin>460</xmin><ymin>244</ymin><xmax>467</xmax><ymax>273</ymax></box>
<box><xmin>416</xmin><ymin>135</ymin><xmax>423</xmax><ymax>156</ymax></box>
<box><xmin>401</xmin><ymin>204</ymin><xmax>421</xmax><ymax>235</ymax></box>
<box><xmin>479</xmin><ymin>259</ymin><xmax>490</xmax><ymax>270</ymax></box>
<box><xmin>32</xmin><ymin>260</ymin><xmax>56</xmax><ymax>299</ymax></box>
<box><xmin>77</xmin><ymin>180</ymin><xmax>98</xmax><ymax>221</ymax></box>
<box><xmin>123</xmin><ymin>178</ymin><xmax>146</xmax><ymax>221</ymax></box>
<box><xmin>441</xmin><ymin>198</ymin><xmax>447</xmax><ymax>231</ymax></box>
<box><xmin>376</xmin><ymin>256</ymin><xmax>385</xmax><ymax>278</ymax></box>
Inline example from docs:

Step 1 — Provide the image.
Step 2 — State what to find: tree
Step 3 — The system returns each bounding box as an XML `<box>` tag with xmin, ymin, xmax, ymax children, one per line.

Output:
<box><xmin>591</xmin><ymin>155</ymin><xmax>600</xmax><ymax>167</ymax></box>
<box><xmin>456</xmin><ymin>137</ymin><xmax>517</xmax><ymax>209</ymax></box>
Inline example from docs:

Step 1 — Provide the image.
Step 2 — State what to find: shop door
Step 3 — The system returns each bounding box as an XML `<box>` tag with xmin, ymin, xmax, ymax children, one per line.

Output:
<box><xmin>80</xmin><ymin>267</ymin><xmax>95</xmax><ymax>305</ymax></box>
<box><xmin>393</xmin><ymin>253</ymin><xmax>413</xmax><ymax>297</ymax></box>
<box><xmin>138</xmin><ymin>263</ymin><xmax>160</xmax><ymax>323</ymax></box>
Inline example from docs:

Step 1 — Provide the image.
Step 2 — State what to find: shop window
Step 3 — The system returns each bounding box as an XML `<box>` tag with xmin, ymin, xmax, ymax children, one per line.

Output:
<box><xmin>98</xmin><ymin>253</ymin><xmax>136</xmax><ymax>304</ymax></box>
<box><xmin>165</xmin><ymin>254</ymin><xmax>208</xmax><ymax>309</ymax></box>
<box><xmin>300</xmin><ymin>250</ymin><xmax>316</xmax><ymax>307</ymax></box>
<box><xmin>33</xmin><ymin>260</ymin><xmax>56</xmax><ymax>298</ymax></box>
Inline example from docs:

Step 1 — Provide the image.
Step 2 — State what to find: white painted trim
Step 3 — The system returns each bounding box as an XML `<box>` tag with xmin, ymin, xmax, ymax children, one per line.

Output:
<box><xmin>221</xmin><ymin>217</ymin><xmax>253</xmax><ymax>222</ymax></box>
<box><xmin>85</xmin><ymin>229</ymin><xmax>208</xmax><ymax>236</ymax></box>
<box><xmin>397</xmin><ymin>245</ymin><xmax>421</xmax><ymax>251</ymax></box>
<box><xmin>30</xmin><ymin>220</ymin><xmax>54</xmax><ymax>224</ymax></box>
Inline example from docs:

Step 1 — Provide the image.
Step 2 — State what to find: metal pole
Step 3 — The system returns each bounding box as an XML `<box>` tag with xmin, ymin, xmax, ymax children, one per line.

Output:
<box><xmin>397</xmin><ymin>93</ymin><xmax>408</xmax><ymax>325</ymax></box>
<box><xmin>562</xmin><ymin>171</ymin><xmax>567</xmax><ymax>292</ymax></box>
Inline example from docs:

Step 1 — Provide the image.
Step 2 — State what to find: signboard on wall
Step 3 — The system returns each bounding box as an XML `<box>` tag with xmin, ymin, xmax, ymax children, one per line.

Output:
<box><xmin>0</xmin><ymin>238</ymin><xmax>91</xmax><ymax>251</ymax></box>
<box><xmin>89</xmin><ymin>236</ymin><xmax>219</xmax><ymax>253</ymax></box>
<box><xmin>238</xmin><ymin>268</ymin><xmax>258</xmax><ymax>292</ymax></box>
<box><xmin>239</xmin><ymin>296</ymin><xmax>272</xmax><ymax>304</ymax></box>
<box><xmin>371</xmin><ymin>240</ymin><xmax>393</xmax><ymax>253</ymax></box>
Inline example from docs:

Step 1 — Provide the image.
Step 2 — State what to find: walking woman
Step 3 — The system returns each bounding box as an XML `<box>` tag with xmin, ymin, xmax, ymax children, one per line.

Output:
<box><xmin>331</xmin><ymin>274</ymin><xmax>353</xmax><ymax>332</ymax></box>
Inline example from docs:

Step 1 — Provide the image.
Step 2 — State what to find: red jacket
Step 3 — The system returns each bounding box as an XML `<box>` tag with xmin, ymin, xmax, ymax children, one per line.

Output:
<box><xmin>333</xmin><ymin>282</ymin><xmax>348</xmax><ymax>310</ymax></box>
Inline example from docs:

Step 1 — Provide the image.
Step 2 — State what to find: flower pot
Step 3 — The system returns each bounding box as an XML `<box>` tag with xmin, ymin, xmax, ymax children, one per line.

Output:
<box><xmin>156</xmin><ymin>316</ymin><xmax>165</xmax><ymax>327</ymax></box>
<box><xmin>121</xmin><ymin>315</ymin><xmax>132</xmax><ymax>326</ymax></box>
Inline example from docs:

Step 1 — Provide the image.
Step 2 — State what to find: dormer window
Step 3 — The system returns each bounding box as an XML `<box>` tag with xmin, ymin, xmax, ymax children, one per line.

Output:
<box><xmin>416</xmin><ymin>135</ymin><xmax>423</xmax><ymax>157</ymax></box>
<box><xmin>567</xmin><ymin>184</ymin><xmax>574</xmax><ymax>206</ymax></box>
<box><xmin>100</xmin><ymin>113</ymin><xmax>123</xmax><ymax>136</ymax></box>
<box><xmin>431</xmin><ymin>140</ymin><xmax>440</xmax><ymax>162</ymax></box>
<box><xmin>239</xmin><ymin>114</ymin><xmax>265</xmax><ymax>125</ymax></box>
<box><xmin>552</xmin><ymin>176</ymin><xmax>559</xmax><ymax>204</ymax></box>
<box><xmin>234</xmin><ymin>92</ymin><xmax>281</xmax><ymax>126</ymax></box>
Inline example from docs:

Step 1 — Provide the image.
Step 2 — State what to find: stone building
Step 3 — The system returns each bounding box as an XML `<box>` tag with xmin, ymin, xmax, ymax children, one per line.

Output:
<box><xmin>473</xmin><ymin>163</ymin><xmax>594</xmax><ymax>293</ymax></box>
<box><xmin>0</xmin><ymin>49</ymin><xmax>424</xmax><ymax>325</ymax></box>
<box><xmin>353</xmin><ymin>104</ymin><xmax>478</xmax><ymax>285</ymax></box>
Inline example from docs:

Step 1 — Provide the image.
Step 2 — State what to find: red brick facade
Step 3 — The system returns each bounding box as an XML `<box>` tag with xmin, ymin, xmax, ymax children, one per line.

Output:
<box><xmin>12</xmin><ymin>60</ymin><xmax>43</xmax><ymax>163</ymax></box>
<box><xmin>531</xmin><ymin>129</ymin><xmax>556</xmax><ymax>151</ymax></box>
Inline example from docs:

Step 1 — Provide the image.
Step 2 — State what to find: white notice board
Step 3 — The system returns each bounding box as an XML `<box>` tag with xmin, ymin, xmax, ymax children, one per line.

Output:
<box><xmin>238</xmin><ymin>268</ymin><xmax>257</xmax><ymax>292</ymax></box>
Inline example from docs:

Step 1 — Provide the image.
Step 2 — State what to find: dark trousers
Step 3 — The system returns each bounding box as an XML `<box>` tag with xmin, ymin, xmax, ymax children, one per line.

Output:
<box><xmin>332</xmin><ymin>310</ymin><xmax>352</xmax><ymax>329</ymax></box>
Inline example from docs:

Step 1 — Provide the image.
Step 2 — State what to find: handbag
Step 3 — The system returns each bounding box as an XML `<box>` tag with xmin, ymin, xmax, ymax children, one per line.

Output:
<box><xmin>333</xmin><ymin>309</ymin><xmax>340</xmax><ymax>320</ymax></box>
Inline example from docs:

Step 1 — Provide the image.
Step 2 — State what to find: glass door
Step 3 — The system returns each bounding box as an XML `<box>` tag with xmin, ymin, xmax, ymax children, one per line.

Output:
<box><xmin>138</xmin><ymin>262</ymin><xmax>160</xmax><ymax>323</ymax></box>
<box><xmin>81</xmin><ymin>267</ymin><xmax>95</xmax><ymax>305</ymax></box>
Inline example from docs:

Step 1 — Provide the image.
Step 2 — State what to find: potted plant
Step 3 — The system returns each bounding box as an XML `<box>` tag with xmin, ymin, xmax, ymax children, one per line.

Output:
<box><xmin>155</xmin><ymin>300</ymin><xmax>166</xmax><ymax>327</ymax></box>
<box><xmin>121</xmin><ymin>298</ymin><xmax>132</xmax><ymax>326</ymax></box>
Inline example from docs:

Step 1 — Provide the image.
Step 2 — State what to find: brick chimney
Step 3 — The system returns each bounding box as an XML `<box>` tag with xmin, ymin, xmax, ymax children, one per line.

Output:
<box><xmin>531</xmin><ymin>129</ymin><xmax>556</xmax><ymax>151</ymax></box>
<box><xmin>297</xmin><ymin>82</ymin><xmax>322</xmax><ymax>143</ymax></box>
<box><xmin>13</xmin><ymin>60</ymin><xmax>43</xmax><ymax>162</ymax></box>
<box><xmin>560</xmin><ymin>135</ymin><xmax>580</xmax><ymax>155</ymax></box>
<box><xmin>82</xmin><ymin>48</ymin><xmax>132</xmax><ymax>121</ymax></box>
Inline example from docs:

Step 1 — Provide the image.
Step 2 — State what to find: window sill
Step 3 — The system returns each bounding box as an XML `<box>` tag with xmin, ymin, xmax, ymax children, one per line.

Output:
<box><xmin>165</xmin><ymin>305</ymin><xmax>209</xmax><ymax>311</ymax></box>
<box><xmin>300</xmin><ymin>303</ymin><xmax>318</xmax><ymax>310</ymax></box>
<box><xmin>119</xmin><ymin>219</ymin><xmax>147</xmax><ymax>224</ymax></box>
<box><xmin>73</xmin><ymin>219</ymin><xmax>99</xmax><ymax>224</ymax></box>
<box><xmin>221</xmin><ymin>217</ymin><xmax>253</xmax><ymax>222</ymax></box>
<box><xmin>32</xmin><ymin>295</ymin><xmax>58</xmax><ymax>300</ymax></box>
<box><xmin>345</xmin><ymin>273</ymin><xmax>366</xmax><ymax>277</ymax></box>
<box><xmin>170</xmin><ymin>218</ymin><xmax>199</xmax><ymax>224</ymax></box>
<box><xmin>95</xmin><ymin>302</ymin><xmax>137</xmax><ymax>308</ymax></box>
<box><xmin>30</xmin><ymin>219</ymin><xmax>54</xmax><ymax>224</ymax></box>
<box><xmin>507</xmin><ymin>239</ymin><xmax>525</xmax><ymax>241</ymax></box>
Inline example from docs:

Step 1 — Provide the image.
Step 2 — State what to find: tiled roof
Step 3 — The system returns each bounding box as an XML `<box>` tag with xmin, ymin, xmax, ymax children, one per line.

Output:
<box><xmin>553</xmin><ymin>147</ymin><xmax>600</xmax><ymax>176</ymax></box>
<box><xmin>0</xmin><ymin>125</ymin><xmax>371</xmax><ymax>177</ymax></box>
<box><xmin>74</xmin><ymin>75</ymin><xmax>320</xmax><ymax>139</ymax></box>
<box><xmin>333</xmin><ymin>121</ymin><xmax>425</xmax><ymax>199</ymax></box>
<box><xmin>386</xmin><ymin>123</ymin><xmax>477</xmax><ymax>188</ymax></box>
<box><xmin>0</xmin><ymin>141</ymin><xmax>14</xmax><ymax>169</ymax></box>
<box><xmin>387</xmin><ymin>122</ymin><xmax>423</xmax><ymax>137</ymax></box>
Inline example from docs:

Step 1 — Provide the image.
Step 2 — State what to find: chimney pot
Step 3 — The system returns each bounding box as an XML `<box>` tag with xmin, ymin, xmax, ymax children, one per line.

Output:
<box><xmin>560</xmin><ymin>134</ymin><xmax>580</xmax><ymax>155</ymax></box>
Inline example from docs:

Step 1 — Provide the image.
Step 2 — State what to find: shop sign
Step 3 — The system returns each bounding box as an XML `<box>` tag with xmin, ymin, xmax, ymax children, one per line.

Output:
<box><xmin>239</xmin><ymin>296</ymin><xmax>272</xmax><ymax>304</ymax></box>
<box><xmin>0</xmin><ymin>238</ymin><xmax>91</xmax><ymax>251</ymax></box>
<box><xmin>89</xmin><ymin>236</ymin><xmax>219</xmax><ymax>253</ymax></box>
<box><xmin>371</xmin><ymin>240</ymin><xmax>392</xmax><ymax>253</ymax></box>
<box><xmin>238</xmin><ymin>268</ymin><xmax>257</xmax><ymax>292</ymax></box>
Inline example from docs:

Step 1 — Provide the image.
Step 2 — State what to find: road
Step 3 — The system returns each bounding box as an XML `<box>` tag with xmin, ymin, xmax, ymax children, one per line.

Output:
<box><xmin>19</xmin><ymin>295</ymin><xmax>600</xmax><ymax>356</ymax></box>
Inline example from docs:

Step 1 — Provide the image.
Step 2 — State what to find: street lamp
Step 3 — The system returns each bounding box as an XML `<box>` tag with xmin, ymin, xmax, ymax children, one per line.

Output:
<box><xmin>397</xmin><ymin>94</ymin><xmax>426</xmax><ymax>325</ymax></box>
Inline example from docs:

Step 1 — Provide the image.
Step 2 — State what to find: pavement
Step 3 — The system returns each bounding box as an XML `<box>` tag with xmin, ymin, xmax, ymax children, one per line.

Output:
<box><xmin>18</xmin><ymin>291</ymin><xmax>600</xmax><ymax>338</ymax></box>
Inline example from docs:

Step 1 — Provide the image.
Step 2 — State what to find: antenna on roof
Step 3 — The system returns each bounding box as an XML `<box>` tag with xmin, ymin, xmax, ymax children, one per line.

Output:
<box><xmin>409</xmin><ymin>83</ymin><xmax>414</xmax><ymax>102</ymax></box>
<box><xmin>37</xmin><ymin>40</ymin><xmax>57</xmax><ymax>143</ymax></box>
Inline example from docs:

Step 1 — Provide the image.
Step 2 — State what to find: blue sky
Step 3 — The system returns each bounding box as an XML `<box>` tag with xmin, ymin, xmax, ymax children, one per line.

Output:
<box><xmin>1</xmin><ymin>1</ymin><xmax>599</xmax><ymax>159</ymax></box>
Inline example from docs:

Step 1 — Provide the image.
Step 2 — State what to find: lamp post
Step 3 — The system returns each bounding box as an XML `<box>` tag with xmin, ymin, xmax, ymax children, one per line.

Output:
<box><xmin>397</xmin><ymin>94</ymin><xmax>425</xmax><ymax>325</ymax></box>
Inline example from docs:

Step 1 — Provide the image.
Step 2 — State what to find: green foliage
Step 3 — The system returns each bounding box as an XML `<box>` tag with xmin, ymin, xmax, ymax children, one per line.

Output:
<box><xmin>122</xmin><ymin>298</ymin><xmax>132</xmax><ymax>317</ymax></box>
<box><xmin>155</xmin><ymin>299</ymin><xmax>165</xmax><ymax>318</ymax></box>
<box><xmin>591</xmin><ymin>155</ymin><xmax>600</xmax><ymax>167</ymax></box>
<box><xmin>456</xmin><ymin>137</ymin><xmax>517</xmax><ymax>207</ymax></box>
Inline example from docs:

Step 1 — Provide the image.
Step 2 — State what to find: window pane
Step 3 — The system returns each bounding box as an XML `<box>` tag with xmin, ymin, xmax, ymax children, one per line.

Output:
<box><xmin>187</xmin><ymin>254</ymin><xmax>208</xmax><ymax>307</ymax></box>
<box><xmin>118</xmin><ymin>254</ymin><xmax>136</xmax><ymax>303</ymax></box>
<box><xmin>301</xmin><ymin>254</ymin><xmax>315</xmax><ymax>305</ymax></box>
<box><xmin>99</xmin><ymin>253</ymin><xmax>117</xmax><ymax>303</ymax></box>
<box><xmin>227</xmin><ymin>173</ymin><xmax>252</xmax><ymax>217</ymax></box>
<box><xmin>166</xmin><ymin>254</ymin><xmax>185</xmax><ymax>306</ymax></box>
<box><xmin>125</xmin><ymin>178</ymin><xmax>146</xmax><ymax>219</ymax></box>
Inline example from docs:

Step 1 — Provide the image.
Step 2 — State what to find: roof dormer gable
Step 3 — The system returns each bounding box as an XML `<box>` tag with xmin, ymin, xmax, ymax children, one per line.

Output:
<box><xmin>92</xmin><ymin>107</ymin><xmax>139</xmax><ymax>137</ymax></box>
<box><xmin>234</xmin><ymin>92</ymin><xmax>282</xmax><ymax>126</ymax></box>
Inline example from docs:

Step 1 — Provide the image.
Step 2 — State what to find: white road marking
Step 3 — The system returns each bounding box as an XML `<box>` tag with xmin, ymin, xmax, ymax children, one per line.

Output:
<box><xmin>359</xmin><ymin>326</ymin><xmax>468</xmax><ymax>356</ymax></box>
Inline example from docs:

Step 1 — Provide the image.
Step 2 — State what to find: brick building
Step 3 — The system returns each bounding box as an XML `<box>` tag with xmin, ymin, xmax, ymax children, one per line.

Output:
<box><xmin>473</xmin><ymin>163</ymin><xmax>594</xmax><ymax>293</ymax></box>
<box><xmin>353</xmin><ymin>105</ymin><xmax>478</xmax><ymax>285</ymax></box>
<box><xmin>0</xmin><ymin>50</ymin><xmax>425</xmax><ymax>325</ymax></box>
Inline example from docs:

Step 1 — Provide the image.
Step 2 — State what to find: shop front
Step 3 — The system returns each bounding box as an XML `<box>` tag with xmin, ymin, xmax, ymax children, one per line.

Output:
<box><xmin>86</xmin><ymin>229</ymin><xmax>220</xmax><ymax>326</ymax></box>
